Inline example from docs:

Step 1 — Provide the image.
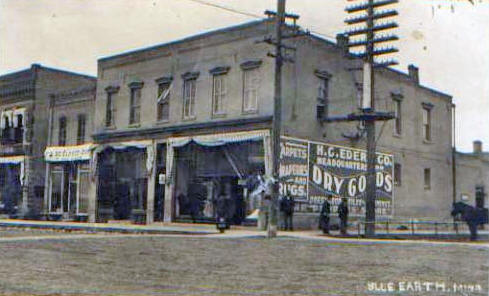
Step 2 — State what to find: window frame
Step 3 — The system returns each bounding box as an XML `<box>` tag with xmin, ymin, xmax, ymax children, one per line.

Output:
<box><xmin>392</xmin><ymin>93</ymin><xmax>403</xmax><ymax>136</ymax></box>
<box><xmin>104</xmin><ymin>86</ymin><xmax>119</xmax><ymax>128</ymax></box>
<box><xmin>394</xmin><ymin>163</ymin><xmax>401</xmax><ymax>186</ymax></box>
<box><xmin>422</xmin><ymin>103</ymin><xmax>433</xmax><ymax>142</ymax></box>
<box><xmin>58</xmin><ymin>116</ymin><xmax>67</xmax><ymax>146</ymax></box>
<box><xmin>76</xmin><ymin>114</ymin><xmax>86</xmax><ymax>145</ymax></box>
<box><xmin>128</xmin><ymin>82</ymin><xmax>143</xmax><ymax>125</ymax></box>
<box><xmin>182</xmin><ymin>72</ymin><xmax>199</xmax><ymax>120</ymax></box>
<box><xmin>424</xmin><ymin>168</ymin><xmax>431</xmax><ymax>190</ymax></box>
<box><xmin>156</xmin><ymin>76</ymin><xmax>172</xmax><ymax>123</ymax></box>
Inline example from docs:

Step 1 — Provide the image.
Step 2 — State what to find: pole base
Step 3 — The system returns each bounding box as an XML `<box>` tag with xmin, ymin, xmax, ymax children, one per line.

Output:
<box><xmin>267</xmin><ymin>225</ymin><xmax>278</xmax><ymax>238</ymax></box>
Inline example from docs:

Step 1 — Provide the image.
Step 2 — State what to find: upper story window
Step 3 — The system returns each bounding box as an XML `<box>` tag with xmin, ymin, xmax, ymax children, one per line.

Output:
<box><xmin>314</xmin><ymin>70</ymin><xmax>332</xmax><ymax>120</ymax></box>
<box><xmin>422</xmin><ymin>103</ymin><xmax>433</xmax><ymax>142</ymax></box>
<box><xmin>156</xmin><ymin>77</ymin><xmax>172</xmax><ymax>122</ymax></box>
<box><xmin>77</xmin><ymin>114</ymin><xmax>86</xmax><ymax>145</ymax></box>
<box><xmin>0</xmin><ymin>109</ymin><xmax>25</xmax><ymax>144</ymax></box>
<box><xmin>182</xmin><ymin>72</ymin><xmax>199</xmax><ymax>119</ymax></box>
<box><xmin>128</xmin><ymin>81</ymin><xmax>144</xmax><ymax>125</ymax></box>
<box><xmin>424</xmin><ymin>168</ymin><xmax>431</xmax><ymax>190</ymax></box>
<box><xmin>394</xmin><ymin>163</ymin><xmax>401</xmax><ymax>186</ymax></box>
<box><xmin>105</xmin><ymin>86</ymin><xmax>119</xmax><ymax>128</ymax></box>
<box><xmin>240</xmin><ymin>60</ymin><xmax>262</xmax><ymax>114</ymax></box>
<box><xmin>392</xmin><ymin>93</ymin><xmax>403</xmax><ymax>136</ymax></box>
<box><xmin>58</xmin><ymin>116</ymin><xmax>67</xmax><ymax>146</ymax></box>
<box><xmin>210</xmin><ymin>66</ymin><xmax>230</xmax><ymax>116</ymax></box>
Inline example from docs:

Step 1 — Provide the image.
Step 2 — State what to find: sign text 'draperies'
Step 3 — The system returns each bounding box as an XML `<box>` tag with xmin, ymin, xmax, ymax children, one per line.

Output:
<box><xmin>279</xmin><ymin>137</ymin><xmax>394</xmax><ymax>217</ymax></box>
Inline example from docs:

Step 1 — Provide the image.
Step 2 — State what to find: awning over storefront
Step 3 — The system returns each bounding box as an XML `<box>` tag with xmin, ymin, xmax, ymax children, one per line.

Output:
<box><xmin>0</xmin><ymin>155</ymin><xmax>24</xmax><ymax>164</ymax></box>
<box><xmin>169</xmin><ymin>130</ymin><xmax>270</xmax><ymax>148</ymax></box>
<box><xmin>92</xmin><ymin>140</ymin><xmax>154</xmax><ymax>175</ymax></box>
<box><xmin>44</xmin><ymin>144</ymin><xmax>94</xmax><ymax>162</ymax></box>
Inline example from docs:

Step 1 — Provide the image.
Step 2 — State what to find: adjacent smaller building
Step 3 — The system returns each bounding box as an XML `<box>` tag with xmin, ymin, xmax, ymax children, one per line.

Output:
<box><xmin>456</xmin><ymin>141</ymin><xmax>489</xmax><ymax>209</ymax></box>
<box><xmin>43</xmin><ymin>86</ymin><xmax>96</xmax><ymax>221</ymax></box>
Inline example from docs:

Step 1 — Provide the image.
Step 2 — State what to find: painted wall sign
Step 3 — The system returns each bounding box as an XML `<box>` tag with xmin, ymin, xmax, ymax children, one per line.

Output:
<box><xmin>280</xmin><ymin>136</ymin><xmax>394</xmax><ymax>218</ymax></box>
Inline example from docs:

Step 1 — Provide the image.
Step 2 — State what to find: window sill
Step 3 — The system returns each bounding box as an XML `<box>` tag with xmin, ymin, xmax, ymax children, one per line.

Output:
<box><xmin>104</xmin><ymin>125</ymin><xmax>117</xmax><ymax>130</ymax></box>
<box><xmin>392</xmin><ymin>133</ymin><xmax>402</xmax><ymax>139</ymax></box>
<box><xmin>242</xmin><ymin>110</ymin><xmax>258</xmax><ymax>115</ymax></box>
<box><xmin>128</xmin><ymin>123</ymin><xmax>141</xmax><ymax>128</ymax></box>
<box><xmin>423</xmin><ymin>139</ymin><xmax>433</xmax><ymax>145</ymax></box>
<box><xmin>424</xmin><ymin>186</ymin><xmax>431</xmax><ymax>190</ymax></box>
<box><xmin>212</xmin><ymin>113</ymin><xmax>227</xmax><ymax>119</ymax></box>
<box><xmin>155</xmin><ymin>120</ymin><xmax>170</xmax><ymax>126</ymax></box>
<box><xmin>182</xmin><ymin>116</ymin><xmax>196</xmax><ymax>122</ymax></box>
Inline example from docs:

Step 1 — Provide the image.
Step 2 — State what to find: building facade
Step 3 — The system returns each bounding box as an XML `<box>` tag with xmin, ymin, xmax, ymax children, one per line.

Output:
<box><xmin>85</xmin><ymin>19</ymin><xmax>459</xmax><ymax>226</ymax></box>
<box><xmin>456</xmin><ymin>141</ymin><xmax>489</xmax><ymax>209</ymax></box>
<box><xmin>43</xmin><ymin>85</ymin><xmax>96</xmax><ymax>221</ymax></box>
<box><xmin>0</xmin><ymin>64</ymin><xmax>95</xmax><ymax>218</ymax></box>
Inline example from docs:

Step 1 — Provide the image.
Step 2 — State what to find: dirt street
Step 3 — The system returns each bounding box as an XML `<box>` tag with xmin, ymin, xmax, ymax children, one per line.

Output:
<box><xmin>0</xmin><ymin>233</ymin><xmax>486</xmax><ymax>295</ymax></box>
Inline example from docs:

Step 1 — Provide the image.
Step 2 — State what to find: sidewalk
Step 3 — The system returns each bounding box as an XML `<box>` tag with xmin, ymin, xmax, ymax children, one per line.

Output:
<box><xmin>0</xmin><ymin>219</ymin><xmax>219</xmax><ymax>235</ymax></box>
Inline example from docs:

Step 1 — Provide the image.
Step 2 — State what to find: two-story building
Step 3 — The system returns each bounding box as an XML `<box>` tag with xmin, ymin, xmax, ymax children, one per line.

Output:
<box><xmin>0</xmin><ymin>64</ymin><xmax>95</xmax><ymax>218</ymax></box>
<box><xmin>43</xmin><ymin>85</ymin><xmax>96</xmax><ymax>221</ymax></box>
<box><xmin>86</xmin><ymin>19</ymin><xmax>457</xmax><ymax>226</ymax></box>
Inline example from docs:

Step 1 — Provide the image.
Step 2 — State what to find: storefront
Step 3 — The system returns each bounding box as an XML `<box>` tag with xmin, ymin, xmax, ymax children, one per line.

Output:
<box><xmin>94</xmin><ymin>141</ymin><xmax>154</xmax><ymax>223</ymax></box>
<box><xmin>44</xmin><ymin>144</ymin><xmax>93</xmax><ymax>221</ymax></box>
<box><xmin>0</xmin><ymin>155</ymin><xmax>25</xmax><ymax>216</ymax></box>
<box><xmin>164</xmin><ymin>130</ymin><xmax>272</xmax><ymax>223</ymax></box>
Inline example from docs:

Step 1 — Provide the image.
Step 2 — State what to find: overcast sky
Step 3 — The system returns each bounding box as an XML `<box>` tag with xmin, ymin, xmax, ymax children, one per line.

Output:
<box><xmin>0</xmin><ymin>0</ymin><xmax>487</xmax><ymax>152</ymax></box>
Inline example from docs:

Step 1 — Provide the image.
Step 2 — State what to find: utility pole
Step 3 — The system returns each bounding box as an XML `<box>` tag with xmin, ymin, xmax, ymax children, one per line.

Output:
<box><xmin>261</xmin><ymin>1</ymin><xmax>303</xmax><ymax>238</ymax></box>
<box><xmin>324</xmin><ymin>0</ymin><xmax>398</xmax><ymax>237</ymax></box>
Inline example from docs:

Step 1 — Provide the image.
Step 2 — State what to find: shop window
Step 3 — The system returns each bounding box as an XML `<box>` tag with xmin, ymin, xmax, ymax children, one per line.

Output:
<box><xmin>77</xmin><ymin>114</ymin><xmax>86</xmax><ymax>145</ymax></box>
<box><xmin>77</xmin><ymin>169</ymin><xmax>90</xmax><ymax>214</ymax></box>
<box><xmin>157</xmin><ymin>81</ymin><xmax>171</xmax><ymax>122</ymax></box>
<box><xmin>58</xmin><ymin>116</ymin><xmax>67</xmax><ymax>146</ymax></box>
<box><xmin>242</xmin><ymin>68</ymin><xmax>259</xmax><ymax>113</ymax></box>
<box><xmin>394</xmin><ymin>163</ymin><xmax>401</xmax><ymax>186</ymax></box>
<box><xmin>182</xmin><ymin>74</ymin><xmax>198</xmax><ymax>119</ymax></box>
<box><xmin>422</xmin><ymin>103</ymin><xmax>433</xmax><ymax>142</ymax></box>
<box><xmin>475</xmin><ymin>186</ymin><xmax>485</xmax><ymax>208</ymax></box>
<box><xmin>424</xmin><ymin>168</ymin><xmax>431</xmax><ymax>190</ymax></box>
<box><xmin>50</xmin><ymin>170</ymin><xmax>64</xmax><ymax>212</ymax></box>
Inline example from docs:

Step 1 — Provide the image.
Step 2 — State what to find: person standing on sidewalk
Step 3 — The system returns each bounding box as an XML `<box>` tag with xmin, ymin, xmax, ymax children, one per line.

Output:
<box><xmin>319</xmin><ymin>195</ymin><xmax>331</xmax><ymax>234</ymax></box>
<box><xmin>283</xmin><ymin>195</ymin><xmax>295</xmax><ymax>231</ymax></box>
<box><xmin>338</xmin><ymin>197</ymin><xmax>349</xmax><ymax>235</ymax></box>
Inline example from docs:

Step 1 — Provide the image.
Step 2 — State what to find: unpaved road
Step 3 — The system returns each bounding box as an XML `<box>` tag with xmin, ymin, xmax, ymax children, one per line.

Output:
<box><xmin>0</xmin><ymin>231</ymin><xmax>486</xmax><ymax>296</ymax></box>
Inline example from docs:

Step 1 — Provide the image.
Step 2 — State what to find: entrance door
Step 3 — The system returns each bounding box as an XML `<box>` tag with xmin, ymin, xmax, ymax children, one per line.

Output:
<box><xmin>154</xmin><ymin>144</ymin><xmax>166</xmax><ymax>221</ymax></box>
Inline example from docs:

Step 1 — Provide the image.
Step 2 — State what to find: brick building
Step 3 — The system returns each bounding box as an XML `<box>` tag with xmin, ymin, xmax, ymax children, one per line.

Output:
<box><xmin>0</xmin><ymin>64</ymin><xmax>95</xmax><ymax>218</ymax></box>
<box><xmin>43</xmin><ymin>85</ymin><xmax>96</xmax><ymax>221</ymax></box>
<box><xmin>84</xmin><ymin>19</ymin><xmax>461</xmax><ymax>226</ymax></box>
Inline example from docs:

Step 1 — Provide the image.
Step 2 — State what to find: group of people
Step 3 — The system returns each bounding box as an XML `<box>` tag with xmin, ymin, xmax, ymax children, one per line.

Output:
<box><xmin>320</xmin><ymin>195</ymin><xmax>349</xmax><ymax>235</ymax></box>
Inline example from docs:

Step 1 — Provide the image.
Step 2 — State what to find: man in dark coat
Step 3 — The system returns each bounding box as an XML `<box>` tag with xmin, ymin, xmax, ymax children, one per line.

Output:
<box><xmin>283</xmin><ymin>195</ymin><xmax>295</xmax><ymax>231</ymax></box>
<box><xmin>338</xmin><ymin>197</ymin><xmax>349</xmax><ymax>235</ymax></box>
<box><xmin>319</xmin><ymin>196</ymin><xmax>331</xmax><ymax>234</ymax></box>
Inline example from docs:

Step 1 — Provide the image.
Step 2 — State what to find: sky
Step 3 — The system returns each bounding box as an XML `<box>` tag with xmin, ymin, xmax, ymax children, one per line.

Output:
<box><xmin>0</xmin><ymin>0</ymin><xmax>487</xmax><ymax>152</ymax></box>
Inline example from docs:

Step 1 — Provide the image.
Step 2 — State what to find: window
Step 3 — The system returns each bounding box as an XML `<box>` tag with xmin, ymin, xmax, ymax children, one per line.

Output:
<box><xmin>77</xmin><ymin>114</ymin><xmax>86</xmax><ymax>145</ymax></box>
<box><xmin>422</xmin><ymin>104</ymin><xmax>432</xmax><ymax>141</ymax></box>
<box><xmin>212</xmin><ymin>74</ymin><xmax>226</xmax><ymax>115</ymax></box>
<box><xmin>58</xmin><ymin>116</ymin><xmax>67</xmax><ymax>146</ymax></box>
<box><xmin>129</xmin><ymin>86</ymin><xmax>142</xmax><ymax>125</ymax></box>
<box><xmin>394</xmin><ymin>163</ymin><xmax>401</xmax><ymax>186</ymax></box>
<box><xmin>314</xmin><ymin>70</ymin><xmax>332</xmax><ymax>120</ymax></box>
<box><xmin>243</xmin><ymin>68</ymin><xmax>259</xmax><ymax>113</ymax></box>
<box><xmin>394</xmin><ymin>99</ymin><xmax>402</xmax><ymax>135</ymax></box>
<box><xmin>156</xmin><ymin>80</ymin><xmax>171</xmax><ymax>122</ymax></box>
<box><xmin>183</xmin><ymin>77</ymin><xmax>197</xmax><ymax>119</ymax></box>
<box><xmin>424</xmin><ymin>168</ymin><xmax>431</xmax><ymax>190</ymax></box>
